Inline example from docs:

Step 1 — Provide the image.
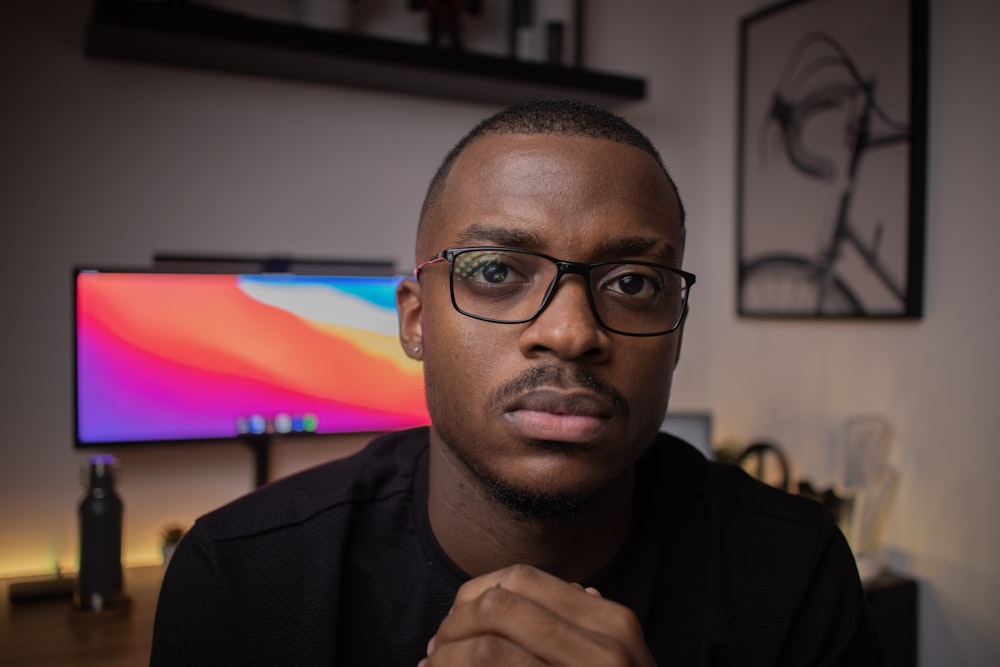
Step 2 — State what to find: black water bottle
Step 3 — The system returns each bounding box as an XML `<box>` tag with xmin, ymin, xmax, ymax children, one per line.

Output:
<box><xmin>75</xmin><ymin>454</ymin><xmax>125</xmax><ymax>613</ymax></box>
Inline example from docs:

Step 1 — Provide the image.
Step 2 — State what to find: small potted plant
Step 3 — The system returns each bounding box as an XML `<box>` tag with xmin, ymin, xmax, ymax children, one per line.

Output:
<box><xmin>160</xmin><ymin>524</ymin><xmax>186</xmax><ymax>569</ymax></box>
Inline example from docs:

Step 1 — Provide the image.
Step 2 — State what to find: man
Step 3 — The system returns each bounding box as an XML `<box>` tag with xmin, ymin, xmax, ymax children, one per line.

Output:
<box><xmin>151</xmin><ymin>99</ymin><xmax>882</xmax><ymax>665</ymax></box>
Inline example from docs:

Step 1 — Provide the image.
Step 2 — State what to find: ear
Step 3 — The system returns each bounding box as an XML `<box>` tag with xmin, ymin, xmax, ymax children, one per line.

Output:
<box><xmin>396</xmin><ymin>277</ymin><xmax>424</xmax><ymax>360</ymax></box>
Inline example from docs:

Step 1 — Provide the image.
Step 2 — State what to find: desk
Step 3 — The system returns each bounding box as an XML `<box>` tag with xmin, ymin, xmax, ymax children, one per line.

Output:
<box><xmin>2</xmin><ymin>565</ymin><xmax>915</xmax><ymax>666</ymax></box>
<box><xmin>865</xmin><ymin>571</ymin><xmax>919</xmax><ymax>667</ymax></box>
<box><xmin>0</xmin><ymin>566</ymin><xmax>162</xmax><ymax>667</ymax></box>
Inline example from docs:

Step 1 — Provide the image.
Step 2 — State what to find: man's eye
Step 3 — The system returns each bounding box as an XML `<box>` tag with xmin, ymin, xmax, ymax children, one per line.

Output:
<box><xmin>455</xmin><ymin>254</ymin><xmax>514</xmax><ymax>283</ymax></box>
<box><xmin>616</xmin><ymin>274</ymin><xmax>649</xmax><ymax>296</ymax></box>
<box><xmin>478</xmin><ymin>262</ymin><xmax>510</xmax><ymax>283</ymax></box>
<box><xmin>605</xmin><ymin>270</ymin><xmax>662</xmax><ymax>299</ymax></box>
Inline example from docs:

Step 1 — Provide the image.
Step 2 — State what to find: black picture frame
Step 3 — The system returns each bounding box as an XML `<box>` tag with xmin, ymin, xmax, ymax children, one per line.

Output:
<box><xmin>736</xmin><ymin>0</ymin><xmax>928</xmax><ymax>318</ymax></box>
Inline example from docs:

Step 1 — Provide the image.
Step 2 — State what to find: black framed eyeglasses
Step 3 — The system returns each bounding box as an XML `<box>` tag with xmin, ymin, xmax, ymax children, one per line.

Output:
<box><xmin>414</xmin><ymin>247</ymin><xmax>695</xmax><ymax>336</ymax></box>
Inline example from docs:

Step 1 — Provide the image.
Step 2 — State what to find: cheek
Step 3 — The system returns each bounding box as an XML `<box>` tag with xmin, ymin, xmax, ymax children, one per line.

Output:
<box><xmin>422</xmin><ymin>277</ymin><xmax>509</xmax><ymax>372</ymax></box>
<box><xmin>422</xmin><ymin>314</ymin><xmax>511</xmax><ymax>418</ymax></box>
<box><xmin>619</xmin><ymin>341</ymin><xmax>680</xmax><ymax>423</ymax></box>
<box><xmin>421</xmin><ymin>324</ymin><xmax>519</xmax><ymax>461</ymax></box>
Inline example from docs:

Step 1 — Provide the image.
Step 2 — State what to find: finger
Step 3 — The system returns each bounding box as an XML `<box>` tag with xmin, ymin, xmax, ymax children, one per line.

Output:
<box><xmin>440</xmin><ymin>565</ymin><xmax>653</xmax><ymax>667</ymax></box>
<box><xmin>452</xmin><ymin>564</ymin><xmax>594</xmax><ymax>617</ymax></box>
<box><xmin>453</xmin><ymin>565</ymin><xmax>627</xmax><ymax>640</ymax></box>
<box><xmin>423</xmin><ymin>634</ymin><xmax>543</xmax><ymax>667</ymax></box>
<box><xmin>434</xmin><ymin>580</ymin><xmax>635</xmax><ymax>666</ymax></box>
<box><xmin>570</xmin><ymin>582</ymin><xmax>602</xmax><ymax>597</ymax></box>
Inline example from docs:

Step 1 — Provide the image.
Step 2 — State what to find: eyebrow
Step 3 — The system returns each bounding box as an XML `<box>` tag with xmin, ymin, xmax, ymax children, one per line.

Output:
<box><xmin>452</xmin><ymin>224</ymin><xmax>541</xmax><ymax>248</ymax></box>
<box><xmin>452</xmin><ymin>223</ymin><xmax>680</xmax><ymax>266</ymax></box>
<box><xmin>600</xmin><ymin>236</ymin><xmax>678</xmax><ymax>265</ymax></box>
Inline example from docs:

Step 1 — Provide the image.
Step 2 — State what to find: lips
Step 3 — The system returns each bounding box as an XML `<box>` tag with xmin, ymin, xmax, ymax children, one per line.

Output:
<box><xmin>502</xmin><ymin>389</ymin><xmax>616</xmax><ymax>443</ymax></box>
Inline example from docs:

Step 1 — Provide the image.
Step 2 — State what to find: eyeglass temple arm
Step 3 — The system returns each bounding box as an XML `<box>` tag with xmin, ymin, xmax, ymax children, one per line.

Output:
<box><xmin>413</xmin><ymin>256</ymin><xmax>447</xmax><ymax>278</ymax></box>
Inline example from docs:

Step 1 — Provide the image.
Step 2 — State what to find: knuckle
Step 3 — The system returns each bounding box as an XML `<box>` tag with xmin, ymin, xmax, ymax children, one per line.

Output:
<box><xmin>593</xmin><ymin>640</ymin><xmax>632</xmax><ymax>666</ymax></box>
<box><xmin>503</xmin><ymin>562</ymin><xmax>539</xmax><ymax>585</ymax></box>
<box><xmin>590</xmin><ymin>607</ymin><xmax>647</xmax><ymax>666</ymax></box>
<box><xmin>453</xmin><ymin>579</ymin><xmax>478</xmax><ymax>605</ymax></box>
<box><xmin>470</xmin><ymin>634</ymin><xmax>510</xmax><ymax>663</ymax></box>
<box><xmin>608</xmin><ymin>607</ymin><xmax>644</xmax><ymax>641</ymax></box>
<box><xmin>473</xmin><ymin>584</ymin><xmax>515</xmax><ymax>622</ymax></box>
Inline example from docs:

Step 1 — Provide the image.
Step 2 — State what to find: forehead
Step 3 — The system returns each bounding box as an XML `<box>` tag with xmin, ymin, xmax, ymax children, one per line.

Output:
<box><xmin>420</xmin><ymin>133</ymin><xmax>684</xmax><ymax>264</ymax></box>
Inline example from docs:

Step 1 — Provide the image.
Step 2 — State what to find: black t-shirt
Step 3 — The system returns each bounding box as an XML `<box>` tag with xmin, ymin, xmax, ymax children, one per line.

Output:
<box><xmin>151</xmin><ymin>428</ymin><xmax>882</xmax><ymax>666</ymax></box>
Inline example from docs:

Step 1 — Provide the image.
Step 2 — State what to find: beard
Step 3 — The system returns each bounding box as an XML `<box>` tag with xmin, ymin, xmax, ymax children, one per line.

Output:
<box><xmin>428</xmin><ymin>363</ymin><xmax>632</xmax><ymax>524</ymax></box>
<box><xmin>463</xmin><ymin>444</ymin><xmax>606</xmax><ymax>524</ymax></box>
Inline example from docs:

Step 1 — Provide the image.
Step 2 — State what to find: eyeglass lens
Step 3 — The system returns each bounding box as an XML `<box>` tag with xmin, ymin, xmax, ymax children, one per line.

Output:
<box><xmin>449</xmin><ymin>248</ymin><xmax>689</xmax><ymax>335</ymax></box>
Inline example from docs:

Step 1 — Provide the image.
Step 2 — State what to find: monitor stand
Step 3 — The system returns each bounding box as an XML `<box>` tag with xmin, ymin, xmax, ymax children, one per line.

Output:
<box><xmin>242</xmin><ymin>435</ymin><xmax>271</xmax><ymax>488</ymax></box>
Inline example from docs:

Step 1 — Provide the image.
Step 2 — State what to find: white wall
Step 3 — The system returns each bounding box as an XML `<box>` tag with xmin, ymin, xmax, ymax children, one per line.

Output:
<box><xmin>1</xmin><ymin>1</ymin><xmax>998</xmax><ymax>664</ymax></box>
<box><xmin>699</xmin><ymin>1</ymin><xmax>1000</xmax><ymax>664</ymax></box>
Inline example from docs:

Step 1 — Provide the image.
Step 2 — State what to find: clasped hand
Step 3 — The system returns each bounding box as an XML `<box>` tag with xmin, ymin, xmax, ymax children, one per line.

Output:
<box><xmin>418</xmin><ymin>564</ymin><xmax>655</xmax><ymax>666</ymax></box>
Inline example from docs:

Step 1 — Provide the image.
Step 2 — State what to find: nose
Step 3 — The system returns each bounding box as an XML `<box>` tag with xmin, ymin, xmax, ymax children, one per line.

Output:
<box><xmin>518</xmin><ymin>274</ymin><xmax>610</xmax><ymax>362</ymax></box>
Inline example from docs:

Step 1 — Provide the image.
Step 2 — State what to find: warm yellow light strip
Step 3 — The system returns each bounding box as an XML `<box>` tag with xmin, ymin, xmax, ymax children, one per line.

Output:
<box><xmin>0</xmin><ymin>547</ymin><xmax>166</xmax><ymax>580</ymax></box>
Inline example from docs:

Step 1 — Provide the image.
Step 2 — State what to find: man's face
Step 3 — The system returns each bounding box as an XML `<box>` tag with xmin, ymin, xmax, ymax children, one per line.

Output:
<box><xmin>400</xmin><ymin>133</ymin><xmax>686</xmax><ymax>516</ymax></box>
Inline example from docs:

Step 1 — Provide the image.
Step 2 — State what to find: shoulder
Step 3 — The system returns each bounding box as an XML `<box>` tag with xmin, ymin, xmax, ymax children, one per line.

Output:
<box><xmin>153</xmin><ymin>428</ymin><xmax>434</xmax><ymax>665</ymax></box>
<box><xmin>193</xmin><ymin>427</ymin><xmax>430</xmax><ymax>542</ymax></box>
<box><xmin>710</xmin><ymin>452</ymin><xmax>831</xmax><ymax>532</ymax></box>
<box><xmin>646</xmin><ymin>435</ymin><xmax>880</xmax><ymax>664</ymax></box>
<box><xmin>652</xmin><ymin>432</ymin><xmax>832</xmax><ymax>539</ymax></box>
<box><xmin>650</xmin><ymin>433</ymin><xmax>848</xmax><ymax>609</ymax></box>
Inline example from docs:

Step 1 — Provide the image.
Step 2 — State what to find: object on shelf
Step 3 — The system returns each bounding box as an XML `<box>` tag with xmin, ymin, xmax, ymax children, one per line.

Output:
<box><xmin>409</xmin><ymin>0</ymin><xmax>482</xmax><ymax>51</ymax></box>
<box><xmin>83</xmin><ymin>0</ymin><xmax>644</xmax><ymax>106</ymax></box>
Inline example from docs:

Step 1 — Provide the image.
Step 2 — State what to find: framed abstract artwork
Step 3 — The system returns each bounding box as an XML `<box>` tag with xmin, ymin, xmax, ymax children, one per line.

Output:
<box><xmin>736</xmin><ymin>0</ymin><xmax>928</xmax><ymax>318</ymax></box>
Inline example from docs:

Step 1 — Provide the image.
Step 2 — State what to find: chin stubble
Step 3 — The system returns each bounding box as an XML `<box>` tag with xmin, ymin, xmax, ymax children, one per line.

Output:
<box><xmin>478</xmin><ymin>468</ymin><xmax>604</xmax><ymax>525</ymax></box>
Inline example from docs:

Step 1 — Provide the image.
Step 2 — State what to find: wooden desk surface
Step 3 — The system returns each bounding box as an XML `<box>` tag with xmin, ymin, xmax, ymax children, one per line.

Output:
<box><xmin>0</xmin><ymin>566</ymin><xmax>162</xmax><ymax>667</ymax></box>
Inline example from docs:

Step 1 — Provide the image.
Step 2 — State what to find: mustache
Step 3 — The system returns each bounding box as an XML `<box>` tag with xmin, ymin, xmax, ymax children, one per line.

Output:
<box><xmin>488</xmin><ymin>365</ymin><xmax>629</xmax><ymax>418</ymax></box>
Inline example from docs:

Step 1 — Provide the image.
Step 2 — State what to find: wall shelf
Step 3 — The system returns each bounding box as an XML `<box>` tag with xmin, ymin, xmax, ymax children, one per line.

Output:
<box><xmin>84</xmin><ymin>0</ymin><xmax>646</xmax><ymax>107</ymax></box>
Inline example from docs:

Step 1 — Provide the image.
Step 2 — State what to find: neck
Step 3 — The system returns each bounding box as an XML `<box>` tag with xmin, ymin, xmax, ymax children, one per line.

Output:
<box><xmin>426</xmin><ymin>439</ymin><xmax>635</xmax><ymax>584</ymax></box>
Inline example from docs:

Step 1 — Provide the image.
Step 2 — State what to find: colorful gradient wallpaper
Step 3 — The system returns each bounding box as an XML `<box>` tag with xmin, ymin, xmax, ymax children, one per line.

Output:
<box><xmin>75</xmin><ymin>271</ymin><xmax>429</xmax><ymax>445</ymax></box>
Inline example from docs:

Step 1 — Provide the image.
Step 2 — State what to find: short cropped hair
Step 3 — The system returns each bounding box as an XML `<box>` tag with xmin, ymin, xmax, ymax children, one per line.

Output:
<box><xmin>418</xmin><ymin>98</ymin><xmax>686</xmax><ymax>230</ymax></box>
